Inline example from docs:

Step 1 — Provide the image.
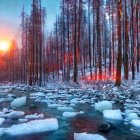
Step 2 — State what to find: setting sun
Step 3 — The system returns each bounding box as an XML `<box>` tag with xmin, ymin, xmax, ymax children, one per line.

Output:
<box><xmin>0</xmin><ymin>41</ymin><xmax>10</xmax><ymax>52</ymax></box>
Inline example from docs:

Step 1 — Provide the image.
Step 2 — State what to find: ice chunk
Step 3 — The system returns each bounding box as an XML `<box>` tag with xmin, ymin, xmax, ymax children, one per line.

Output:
<box><xmin>70</xmin><ymin>98</ymin><xmax>79</xmax><ymax>104</ymax></box>
<box><xmin>131</xmin><ymin>120</ymin><xmax>140</xmax><ymax>128</ymax></box>
<box><xmin>38</xmin><ymin>113</ymin><xmax>44</xmax><ymax>119</ymax></box>
<box><xmin>127</xmin><ymin>113</ymin><xmax>139</xmax><ymax>121</ymax></box>
<box><xmin>0</xmin><ymin>111</ymin><xmax>25</xmax><ymax>119</ymax></box>
<box><xmin>113</xmin><ymin>87</ymin><xmax>118</xmax><ymax>91</ymax></box>
<box><xmin>63</xmin><ymin>112</ymin><xmax>78</xmax><ymax>117</ymax></box>
<box><xmin>57</xmin><ymin>106</ymin><xmax>74</xmax><ymax>111</ymax></box>
<box><xmin>7</xmin><ymin>94</ymin><xmax>16</xmax><ymax>99</ymax></box>
<box><xmin>2</xmin><ymin>108</ymin><xmax>9</xmax><ymax>113</ymax></box>
<box><xmin>95</xmin><ymin>101</ymin><xmax>112</xmax><ymax>112</ymax></box>
<box><xmin>48</xmin><ymin>104</ymin><xmax>60</xmax><ymax>108</ymax></box>
<box><xmin>74</xmin><ymin>133</ymin><xmax>107</xmax><ymax>140</ymax></box>
<box><xmin>30</xmin><ymin>92</ymin><xmax>45</xmax><ymax>97</ymax></box>
<box><xmin>125</xmin><ymin>109</ymin><xmax>134</xmax><ymax>116</ymax></box>
<box><xmin>63</xmin><ymin>111</ymin><xmax>83</xmax><ymax>118</ymax></box>
<box><xmin>103</xmin><ymin>110</ymin><xmax>123</xmax><ymax>120</ymax></box>
<box><xmin>0</xmin><ymin>129</ymin><xmax>3</xmax><ymax>136</ymax></box>
<box><xmin>11</xmin><ymin>96</ymin><xmax>26</xmax><ymax>108</ymax></box>
<box><xmin>18</xmin><ymin>119</ymin><xmax>28</xmax><ymax>123</ymax></box>
<box><xmin>25</xmin><ymin>113</ymin><xmax>44</xmax><ymax>120</ymax></box>
<box><xmin>0</xmin><ymin>118</ymin><xmax>5</xmax><ymax>126</ymax></box>
<box><xmin>0</xmin><ymin>118</ymin><xmax>58</xmax><ymax>136</ymax></box>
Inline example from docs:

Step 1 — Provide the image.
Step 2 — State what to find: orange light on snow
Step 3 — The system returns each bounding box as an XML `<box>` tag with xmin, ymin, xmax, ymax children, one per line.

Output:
<box><xmin>80</xmin><ymin>68</ymin><xmax>116</xmax><ymax>82</ymax></box>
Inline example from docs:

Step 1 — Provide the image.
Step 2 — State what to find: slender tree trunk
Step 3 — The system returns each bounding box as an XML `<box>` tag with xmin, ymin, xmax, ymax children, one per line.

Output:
<box><xmin>73</xmin><ymin>0</ymin><xmax>78</xmax><ymax>83</ymax></box>
<box><xmin>124</xmin><ymin>0</ymin><xmax>129</xmax><ymax>80</ymax></box>
<box><xmin>115</xmin><ymin>0</ymin><xmax>122</xmax><ymax>86</ymax></box>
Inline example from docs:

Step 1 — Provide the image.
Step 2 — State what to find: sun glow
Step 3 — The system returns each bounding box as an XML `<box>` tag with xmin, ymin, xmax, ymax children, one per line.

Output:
<box><xmin>0</xmin><ymin>41</ymin><xmax>10</xmax><ymax>52</ymax></box>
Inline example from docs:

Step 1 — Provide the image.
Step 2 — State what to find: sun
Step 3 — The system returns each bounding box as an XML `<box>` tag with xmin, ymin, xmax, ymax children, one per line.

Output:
<box><xmin>0</xmin><ymin>41</ymin><xmax>10</xmax><ymax>52</ymax></box>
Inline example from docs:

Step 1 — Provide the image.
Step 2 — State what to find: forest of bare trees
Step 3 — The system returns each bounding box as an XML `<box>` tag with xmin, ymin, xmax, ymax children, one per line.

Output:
<box><xmin>0</xmin><ymin>0</ymin><xmax>139</xmax><ymax>87</ymax></box>
<box><xmin>42</xmin><ymin>0</ymin><xmax>140</xmax><ymax>86</ymax></box>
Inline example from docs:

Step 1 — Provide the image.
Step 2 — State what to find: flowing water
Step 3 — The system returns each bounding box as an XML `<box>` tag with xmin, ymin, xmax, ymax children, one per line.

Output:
<box><xmin>0</xmin><ymin>86</ymin><xmax>140</xmax><ymax>140</ymax></box>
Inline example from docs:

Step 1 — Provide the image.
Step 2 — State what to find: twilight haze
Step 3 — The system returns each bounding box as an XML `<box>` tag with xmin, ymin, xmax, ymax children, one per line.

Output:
<box><xmin>0</xmin><ymin>0</ymin><xmax>60</xmax><ymax>47</ymax></box>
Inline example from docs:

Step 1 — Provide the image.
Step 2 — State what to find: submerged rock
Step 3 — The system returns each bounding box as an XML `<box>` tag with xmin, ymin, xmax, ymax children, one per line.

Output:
<box><xmin>29</xmin><ymin>104</ymin><xmax>38</xmax><ymax>110</ymax></box>
<box><xmin>98</xmin><ymin>122</ymin><xmax>116</xmax><ymax>133</ymax></box>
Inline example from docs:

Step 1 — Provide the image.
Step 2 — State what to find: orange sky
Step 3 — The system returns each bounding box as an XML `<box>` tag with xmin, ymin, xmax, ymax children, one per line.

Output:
<box><xmin>0</xmin><ymin>0</ymin><xmax>60</xmax><ymax>48</ymax></box>
<box><xmin>0</xmin><ymin>26</ymin><xmax>15</xmax><ymax>41</ymax></box>
<box><xmin>0</xmin><ymin>22</ymin><xmax>22</xmax><ymax>48</ymax></box>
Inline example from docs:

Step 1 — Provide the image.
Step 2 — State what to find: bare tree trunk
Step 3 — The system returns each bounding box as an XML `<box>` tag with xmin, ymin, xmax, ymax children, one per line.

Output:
<box><xmin>73</xmin><ymin>0</ymin><xmax>78</xmax><ymax>83</ymax></box>
<box><xmin>115</xmin><ymin>0</ymin><xmax>122</xmax><ymax>86</ymax></box>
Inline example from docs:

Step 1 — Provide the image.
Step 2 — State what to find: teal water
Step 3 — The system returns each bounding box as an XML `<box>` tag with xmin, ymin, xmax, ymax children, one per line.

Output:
<box><xmin>0</xmin><ymin>87</ymin><xmax>140</xmax><ymax>140</ymax></box>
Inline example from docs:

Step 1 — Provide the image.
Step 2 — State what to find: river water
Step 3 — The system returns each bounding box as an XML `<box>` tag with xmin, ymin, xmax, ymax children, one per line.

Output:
<box><xmin>0</xmin><ymin>86</ymin><xmax>140</xmax><ymax>140</ymax></box>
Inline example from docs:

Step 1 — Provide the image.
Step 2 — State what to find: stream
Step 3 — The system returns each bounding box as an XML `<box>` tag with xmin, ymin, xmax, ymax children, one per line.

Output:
<box><xmin>0</xmin><ymin>85</ymin><xmax>140</xmax><ymax>140</ymax></box>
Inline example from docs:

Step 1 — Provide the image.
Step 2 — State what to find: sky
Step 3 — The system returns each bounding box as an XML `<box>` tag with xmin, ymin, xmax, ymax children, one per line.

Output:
<box><xmin>0</xmin><ymin>0</ymin><xmax>60</xmax><ymax>47</ymax></box>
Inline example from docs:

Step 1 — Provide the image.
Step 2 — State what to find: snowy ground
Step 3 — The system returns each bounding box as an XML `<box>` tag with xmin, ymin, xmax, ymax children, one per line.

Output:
<box><xmin>0</xmin><ymin>75</ymin><xmax>140</xmax><ymax>140</ymax></box>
